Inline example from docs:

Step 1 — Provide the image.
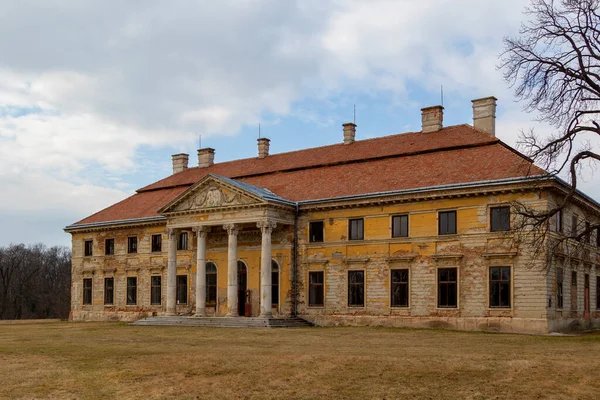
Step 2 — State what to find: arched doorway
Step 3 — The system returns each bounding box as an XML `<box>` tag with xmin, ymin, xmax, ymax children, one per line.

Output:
<box><xmin>237</xmin><ymin>261</ymin><xmax>247</xmax><ymax>316</ymax></box>
<box><xmin>271</xmin><ymin>260</ymin><xmax>279</xmax><ymax>310</ymax></box>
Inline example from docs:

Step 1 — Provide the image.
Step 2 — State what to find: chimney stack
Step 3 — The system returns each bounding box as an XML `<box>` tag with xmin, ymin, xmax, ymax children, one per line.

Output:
<box><xmin>257</xmin><ymin>138</ymin><xmax>270</xmax><ymax>158</ymax></box>
<box><xmin>421</xmin><ymin>105</ymin><xmax>444</xmax><ymax>133</ymax></box>
<box><xmin>172</xmin><ymin>153</ymin><xmax>189</xmax><ymax>175</ymax></box>
<box><xmin>343</xmin><ymin>123</ymin><xmax>356</xmax><ymax>144</ymax></box>
<box><xmin>197</xmin><ymin>148</ymin><xmax>215</xmax><ymax>168</ymax></box>
<box><xmin>472</xmin><ymin>96</ymin><xmax>497</xmax><ymax>136</ymax></box>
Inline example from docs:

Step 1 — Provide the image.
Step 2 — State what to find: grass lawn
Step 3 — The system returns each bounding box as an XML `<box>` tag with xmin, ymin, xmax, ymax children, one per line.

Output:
<box><xmin>1</xmin><ymin>322</ymin><xmax>600</xmax><ymax>399</ymax></box>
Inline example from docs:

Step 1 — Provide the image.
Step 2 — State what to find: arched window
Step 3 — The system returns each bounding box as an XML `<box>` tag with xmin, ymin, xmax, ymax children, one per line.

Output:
<box><xmin>271</xmin><ymin>260</ymin><xmax>279</xmax><ymax>306</ymax></box>
<box><xmin>206</xmin><ymin>262</ymin><xmax>217</xmax><ymax>306</ymax></box>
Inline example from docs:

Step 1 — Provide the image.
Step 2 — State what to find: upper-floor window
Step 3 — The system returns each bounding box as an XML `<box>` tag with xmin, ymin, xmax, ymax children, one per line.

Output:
<box><xmin>309</xmin><ymin>221</ymin><xmax>324</xmax><ymax>243</ymax></box>
<box><xmin>597</xmin><ymin>227</ymin><xmax>600</xmax><ymax>247</ymax></box>
<box><xmin>556</xmin><ymin>210</ymin><xmax>563</xmax><ymax>233</ymax></box>
<box><xmin>128</xmin><ymin>237</ymin><xmax>138</xmax><ymax>254</ymax></box>
<box><xmin>585</xmin><ymin>222</ymin><xmax>591</xmax><ymax>244</ymax></box>
<box><xmin>178</xmin><ymin>232</ymin><xmax>188</xmax><ymax>250</ymax></box>
<box><xmin>348</xmin><ymin>218</ymin><xmax>364</xmax><ymax>241</ymax></box>
<box><xmin>392</xmin><ymin>215</ymin><xmax>409</xmax><ymax>238</ymax></box>
<box><xmin>571</xmin><ymin>214</ymin><xmax>578</xmax><ymax>238</ymax></box>
<box><xmin>438</xmin><ymin>211</ymin><xmax>457</xmax><ymax>235</ymax></box>
<box><xmin>490</xmin><ymin>206</ymin><xmax>510</xmax><ymax>232</ymax></box>
<box><xmin>105</xmin><ymin>239</ymin><xmax>114</xmax><ymax>256</ymax></box>
<box><xmin>151</xmin><ymin>234</ymin><xmax>162</xmax><ymax>252</ymax></box>
<box><xmin>84</xmin><ymin>240</ymin><xmax>93</xmax><ymax>257</ymax></box>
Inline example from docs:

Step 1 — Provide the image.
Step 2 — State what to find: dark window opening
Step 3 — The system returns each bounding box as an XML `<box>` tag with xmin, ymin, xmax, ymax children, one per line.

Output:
<box><xmin>391</xmin><ymin>269</ymin><xmax>409</xmax><ymax>307</ymax></box>
<box><xmin>438</xmin><ymin>211</ymin><xmax>457</xmax><ymax>235</ymax></box>
<box><xmin>178</xmin><ymin>232</ymin><xmax>188</xmax><ymax>250</ymax></box>
<box><xmin>105</xmin><ymin>238</ymin><xmax>114</xmax><ymax>255</ymax></box>
<box><xmin>349</xmin><ymin>218</ymin><xmax>364</xmax><ymax>241</ymax></box>
<box><xmin>585</xmin><ymin>222</ymin><xmax>591</xmax><ymax>244</ymax></box>
<box><xmin>596</xmin><ymin>276</ymin><xmax>600</xmax><ymax>310</ymax></box>
<box><xmin>151</xmin><ymin>234</ymin><xmax>162</xmax><ymax>252</ymax></box>
<box><xmin>392</xmin><ymin>215</ymin><xmax>409</xmax><ymax>238</ymax></box>
<box><xmin>597</xmin><ymin>228</ymin><xmax>600</xmax><ymax>247</ymax></box>
<box><xmin>151</xmin><ymin>276</ymin><xmax>162</xmax><ymax>305</ymax></box>
<box><xmin>556</xmin><ymin>210</ymin><xmax>563</xmax><ymax>233</ymax></box>
<box><xmin>571</xmin><ymin>270</ymin><xmax>578</xmax><ymax>311</ymax></box>
<box><xmin>83</xmin><ymin>278</ymin><xmax>92</xmax><ymax>305</ymax></box>
<box><xmin>308</xmin><ymin>271</ymin><xmax>324</xmax><ymax>307</ymax></box>
<box><xmin>557</xmin><ymin>268</ymin><xmax>563</xmax><ymax>309</ymax></box>
<box><xmin>271</xmin><ymin>260</ymin><xmax>279</xmax><ymax>306</ymax></box>
<box><xmin>84</xmin><ymin>240</ymin><xmax>93</xmax><ymax>257</ymax></box>
<box><xmin>571</xmin><ymin>214</ymin><xmax>578</xmax><ymax>238</ymax></box>
<box><xmin>489</xmin><ymin>267</ymin><xmax>511</xmax><ymax>308</ymax></box>
<box><xmin>348</xmin><ymin>270</ymin><xmax>365</xmax><ymax>307</ymax></box>
<box><xmin>438</xmin><ymin>268</ymin><xmax>457</xmax><ymax>308</ymax></box>
<box><xmin>206</xmin><ymin>263</ymin><xmax>217</xmax><ymax>306</ymax></box>
<box><xmin>128</xmin><ymin>237</ymin><xmax>138</xmax><ymax>254</ymax></box>
<box><xmin>104</xmin><ymin>277</ymin><xmax>114</xmax><ymax>305</ymax></box>
<box><xmin>491</xmin><ymin>206</ymin><xmax>510</xmax><ymax>232</ymax></box>
<box><xmin>176</xmin><ymin>275</ymin><xmax>188</xmax><ymax>305</ymax></box>
<box><xmin>309</xmin><ymin>221</ymin><xmax>324</xmax><ymax>243</ymax></box>
<box><xmin>127</xmin><ymin>277</ymin><xmax>137</xmax><ymax>305</ymax></box>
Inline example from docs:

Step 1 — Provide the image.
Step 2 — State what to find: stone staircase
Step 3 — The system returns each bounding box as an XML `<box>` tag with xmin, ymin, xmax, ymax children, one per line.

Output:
<box><xmin>131</xmin><ymin>315</ymin><xmax>315</xmax><ymax>328</ymax></box>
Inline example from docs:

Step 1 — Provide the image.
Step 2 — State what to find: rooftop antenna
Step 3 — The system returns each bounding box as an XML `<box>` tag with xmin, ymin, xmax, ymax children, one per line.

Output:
<box><xmin>353</xmin><ymin>104</ymin><xmax>356</xmax><ymax>124</ymax></box>
<box><xmin>258</xmin><ymin>123</ymin><xmax>261</xmax><ymax>138</ymax></box>
<box><xmin>441</xmin><ymin>85</ymin><xmax>444</xmax><ymax>107</ymax></box>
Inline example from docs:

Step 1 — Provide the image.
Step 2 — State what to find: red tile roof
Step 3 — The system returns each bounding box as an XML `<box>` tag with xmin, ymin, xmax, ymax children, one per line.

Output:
<box><xmin>73</xmin><ymin>124</ymin><xmax>546</xmax><ymax>226</ymax></box>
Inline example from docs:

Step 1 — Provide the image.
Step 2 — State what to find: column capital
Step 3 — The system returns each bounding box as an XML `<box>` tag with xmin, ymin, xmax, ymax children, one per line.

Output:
<box><xmin>193</xmin><ymin>225</ymin><xmax>211</xmax><ymax>237</ymax></box>
<box><xmin>223</xmin><ymin>223</ymin><xmax>241</xmax><ymax>236</ymax></box>
<box><xmin>257</xmin><ymin>220</ymin><xmax>277</xmax><ymax>234</ymax></box>
<box><xmin>165</xmin><ymin>227</ymin><xmax>177</xmax><ymax>238</ymax></box>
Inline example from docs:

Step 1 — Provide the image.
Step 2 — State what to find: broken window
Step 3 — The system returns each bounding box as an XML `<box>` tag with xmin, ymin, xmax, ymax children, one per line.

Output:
<box><xmin>489</xmin><ymin>267</ymin><xmax>511</xmax><ymax>308</ymax></box>
<box><xmin>308</xmin><ymin>271</ymin><xmax>324</xmax><ymax>307</ymax></box>
<box><xmin>490</xmin><ymin>206</ymin><xmax>510</xmax><ymax>232</ymax></box>
<box><xmin>271</xmin><ymin>260</ymin><xmax>279</xmax><ymax>306</ymax></box>
<box><xmin>83</xmin><ymin>278</ymin><xmax>92</xmax><ymax>305</ymax></box>
<box><xmin>151</xmin><ymin>234</ymin><xmax>162</xmax><ymax>252</ymax></box>
<box><xmin>151</xmin><ymin>276</ymin><xmax>162</xmax><ymax>305</ymax></box>
<box><xmin>437</xmin><ymin>268</ymin><xmax>457</xmax><ymax>308</ymax></box>
<box><xmin>84</xmin><ymin>240</ymin><xmax>93</xmax><ymax>257</ymax></box>
<box><xmin>390</xmin><ymin>269</ymin><xmax>409</xmax><ymax>307</ymax></box>
<box><xmin>127</xmin><ymin>277</ymin><xmax>137</xmax><ymax>305</ymax></box>
<box><xmin>128</xmin><ymin>237</ymin><xmax>138</xmax><ymax>254</ymax></box>
<box><xmin>105</xmin><ymin>238</ymin><xmax>114</xmax><ymax>255</ymax></box>
<box><xmin>104</xmin><ymin>277</ymin><xmax>114</xmax><ymax>305</ymax></box>
<box><xmin>556</xmin><ymin>267</ymin><xmax>563</xmax><ymax>309</ymax></box>
<box><xmin>176</xmin><ymin>275</ymin><xmax>187</xmax><ymax>305</ymax></box>
<box><xmin>348</xmin><ymin>218</ymin><xmax>364</xmax><ymax>241</ymax></box>
<box><xmin>348</xmin><ymin>270</ymin><xmax>364</xmax><ymax>307</ymax></box>
<box><xmin>438</xmin><ymin>211</ymin><xmax>457</xmax><ymax>235</ymax></box>
<box><xmin>392</xmin><ymin>215</ymin><xmax>409</xmax><ymax>238</ymax></box>
<box><xmin>206</xmin><ymin>262</ymin><xmax>217</xmax><ymax>306</ymax></box>
<box><xmin>309</xmin><ymin>221</ymin><xmax>324</xmax><ymax>243</ymax></box>
<box><xmin>178</xmin><ymin>232</ymin><xmax>188</xmax><ymax>250</ymax></box>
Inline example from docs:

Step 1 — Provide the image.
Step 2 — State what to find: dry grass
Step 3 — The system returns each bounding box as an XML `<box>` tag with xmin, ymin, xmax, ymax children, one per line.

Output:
<box><xmin>1</xmin><ymin>322</ymin><xmax>600</xmax><ymax>399</ymax></box>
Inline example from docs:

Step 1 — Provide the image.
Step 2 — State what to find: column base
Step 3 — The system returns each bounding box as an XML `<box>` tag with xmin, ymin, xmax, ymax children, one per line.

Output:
<box><xmin>165</xmin><ymin>311</ymin><xmax>176</xmax><ymax>316</ymax></box>
<box><xmin>194</xmin><ymin>312</ymin><xmax>206</xmax><ymax>318</ymax></box>
<box><xmin>260</xmin><ymin>312</ymin><xmax>273</xmax><ymax>318</ymax></box>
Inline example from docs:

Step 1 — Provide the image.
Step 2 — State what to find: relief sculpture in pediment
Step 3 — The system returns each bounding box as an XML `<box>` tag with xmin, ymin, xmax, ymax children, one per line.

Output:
<box><xmin>175</xmin><ymin>185</ymin><xmax>258</xmax><ymax>211</ymax></box>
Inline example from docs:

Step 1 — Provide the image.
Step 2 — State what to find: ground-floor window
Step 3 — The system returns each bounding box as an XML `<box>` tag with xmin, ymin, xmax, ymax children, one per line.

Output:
<box><xmin>83</xmin><ymin>278</ymin><xmax>92</xmax><ymax>305</ymax></box>
<box><xmin>151</xmin><ymin>276</ymin><xmax>162</xmax><ymax>305</ymax></box>
<box><xmin>176</xmin><ymin>275</ymin><xmax>188</xmax><ymax>305</ymax></box>
<box><xmin>557</xmin><ymin>268</ymin><xmax>564</xmax><ymax>309</ymax></box>
<box><xmin>104</xmin><ymin>277</ymin><xmax>114</xmax><ymax>305</ymax></box>
<box><xmin>348</xmin><ymin>270</ymin><xmax>365</xmax><ymax>307</ymax></box>
<box><xmin>206</xmin><ymin>262</ymin><xmax>217</xmax><ymax>306</ymax></box>
<box><xmin>272</xmin><ymin>260</ymin><xmax>279</xmax><ymax>306</ymax></box>
<box><xmin>127</xmin><ymin>277</ymin><xmax>137</xmax><ymax>305</ymax></box>
<box><xmin>437</xmin><ymin>268</ymin><xmax>457</xmax><ymax>308</ymax></box>
<box><xmin>390</xmin><ymin>269</ymin><xmax>409</xmax><ymax>307</ymax></box>
<box><xmin>308</xmin><ymin>271</ymin><xmax>324</xmax><ymax>307</ymax></box>
<box><xmin>571</xmin><ymin>270</ymin><xmax>578</xmax><ymax>311</ymax></box>
<box><xmin>489</xmin><ymin>267</ymin><xmax>511</xmax><ymax>308</ymax></box>
<box><xmin>596</xmin><ymin>276</ymin><xmax>600</xmax><ymax>310</ymax></box>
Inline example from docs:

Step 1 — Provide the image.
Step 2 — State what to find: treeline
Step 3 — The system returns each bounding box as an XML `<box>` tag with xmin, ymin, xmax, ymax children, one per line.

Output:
<box><xmin>0</xmin><ymin>244</ymin><xmax>71</xmax><ymax>320</ymax></box>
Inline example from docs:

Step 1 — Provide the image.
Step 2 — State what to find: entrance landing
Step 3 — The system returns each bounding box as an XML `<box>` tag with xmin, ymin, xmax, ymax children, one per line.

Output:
<box><xmin>131</xmin><ymin>316</ymin><xmax>314</xmax><ymax>328</ymax></box>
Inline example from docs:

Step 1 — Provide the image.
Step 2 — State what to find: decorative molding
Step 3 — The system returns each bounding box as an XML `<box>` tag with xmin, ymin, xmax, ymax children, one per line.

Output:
<box><xmin>257</xmin><ymin>220</ymin><xmax>277</xmax><ymax>234</ymax></box>
<box><xmin>431</xmin><ymin>253</ymin><xmax>464</xmax><ymax>261</ymax></box>
<box><xmin>192</xmin><ymin>225</ymin><xmax>211</xmax><ymax>237</ymax></box>
<box><xmin>385</xmin><ymin>255</ymin><xmax>416</xmax><ymax>263</ymax></box>
<box><xmin>481</xmin><ymin>251</ymin><xmax>518</xmax><ymax>259</ymax></box>
<box><xmin>342</xmin><ymin>256</ymin><xmax>370</xmax><ymax>264</ymax></box>
<box><xmin>223</xmin><ymin>223</ymin><xmax>241</xmax><ymax>236</ymax></box>
<box><xmin>302</xmin><ymin>257</ymin><xmax>329</xmax><ymax>266</ymax></box>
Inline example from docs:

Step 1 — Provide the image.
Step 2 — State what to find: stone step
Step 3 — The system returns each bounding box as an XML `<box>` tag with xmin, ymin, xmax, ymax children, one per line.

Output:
<box><xmin>130</xmin><ymin>316</ymin><xmax>314</xmax><ymax>328</ymax></box>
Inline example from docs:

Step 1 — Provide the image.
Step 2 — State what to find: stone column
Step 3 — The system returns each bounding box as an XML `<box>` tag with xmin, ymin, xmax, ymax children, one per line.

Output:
<box><xmin>224</xmin><ymin>223</ymin><xmax>240</xmax><ymax>316</ymax></box>
<box><xmin>166</xmin><ymin>228</ymin><xmax>178</xmax><ymax>316</ymax></box>
<box><xmin>194</xmin><ymin>226</ymin><xmax>211</xmax><ymax>317</ymax></box>
<box><xmin>258</xmin><ymin>220</ymin><xmax>276</xmax><ymax>317</ymax></box>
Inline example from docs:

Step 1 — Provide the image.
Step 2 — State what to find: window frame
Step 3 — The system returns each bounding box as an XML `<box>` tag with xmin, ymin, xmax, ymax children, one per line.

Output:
<box><xmin>438</xmin><ymin>210</ymin><xmax>457</xmax><ymax>236</ymax></box>
<box><xmin>104</xmin><ymin>277</ymin><xmax>114</xmax><ymax>305</ymax></box>
<box><xmin>127</xmin><ymin>236</ymin><xmax>138</xmax><ymax>254</ymax></box>
<box><xmin>390</xmin><ymin>269</ymin><xmax>409</xmax><ymax>308</ymax></box>
<box><xmin>309</xmin><ymin>221</ymin><xmax>324</xmax><ymax>243</ymax></box>
<box><xmin>151</xmin><ymin>234</ymin><xmax>162</xmax><ymax>252</ymax></box>
<box><xmin>104</xmin><ymin>238</ymin><xmax>115</xmax><ymax>256</ymax></box>
<box><xmin>490</xmin><ymin>206</ymin><xmax>511</xmax><ymax>232</ymax></box>
<box><xmin>436</xmin><ymin>267</ymin><xmax>458</xmax><ymax>309</ymax></box>
<box><xmin>348</xmin><ymin>218</ymin><xmax>364</xmax><ymax>241</ymax></box>
<box><xmin>176</xmin><ymin>275</ymin><xmax>188</xmax><ymax>305</ymax></box>
<box><xmin>150</xmin><ymin>275</ymin><xmax>162</xmax><ymax>305</ymax></box>
<box><xmin>556</xmin><ymin>267</ymin><xmax>564</xmax><ymax>310</ymax></box>
<box><xmin>271</xmin><ymin>260</ymin><xmax>279</xmax><ymax>307</ymax></box>
<box><xmin>83</xmin><ymin>278</ymin><xmax>93</xmax><ymax>305</ymax></box>
<box><xmin>571</xmin><ymin>214</ymin><xmax>578</xmax><ymax>238</ymax></box>
<box><xmin>488</xmin><ymin>266</ymin><xmax>511</xmax><ymax>308</ymax></box>
<box><xmin>206</xmin><ymin>262</ymin><xmax>218</xmax><ymax>306</ymax></box>
<box><xmin>556</xmin><ymin>210</ymin><xmax>563</xmax><ymax>233</ymax></box>
<box><xmin>347</xmin><ymin>270</ymin><xmax>365</xmax><ymax>307</ymax></box>
<box><xmin>308</xmin><ymin>271</ymin><xmax>324</xmax><ymax>307</ymax></box>
<box><xmin>391</xmin><ymin>214</ymin><xmax>409</xmax><ymax>238</ymax></box>
<box><xmin>178</xmin><ymin>232</ymin><xmax>188</xmax><ymax>251</ymax></box>
<box><xmin>84</xmin><ymin>240</ymin><xmax>93</xmax><ymax>257</ymax></box>
<box><xmin>597</xmin><ymin>227</ymin><xmax>600</xmax><ymax>248</ymax></box>
<box><xmin>126</xmin><ymin>276</ymin><xmax>137</xmax><ymax>305</ymax></box>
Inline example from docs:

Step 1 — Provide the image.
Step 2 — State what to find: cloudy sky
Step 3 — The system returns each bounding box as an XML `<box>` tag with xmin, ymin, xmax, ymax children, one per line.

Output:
<box><xmin>1</xmin><ymin>0</ymin><xmax>598</xmax><ymax>247</ymax></box>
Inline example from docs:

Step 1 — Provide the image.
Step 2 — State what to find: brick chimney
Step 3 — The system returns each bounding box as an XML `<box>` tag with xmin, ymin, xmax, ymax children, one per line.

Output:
<box><xmin>472</xmin><ymin>96</ymin><xmax>497</xmax><ymax>136</ymax></box>
<box><xmin>257</xmin><ymin>138</ymin><xmax>270</xmax><ymax>158</ymax></box>
<box><xmin>421</xmin><ymin>105</ymin><xmax>444</xmax><ymax>133</ymax></box>
<box><xmin>343</xmin><ymin>123</ymin><xmax>356</xmax><ymax>144</ymax></box>
<box><xmin>172</xmin><ymin>153</ymin><xmax>189</xmax><ymax>174</ymax></box>
<box><xmin>197</xmin><ymin>148</ymin><xmax>215</xmax><ymax>168</ymax></box>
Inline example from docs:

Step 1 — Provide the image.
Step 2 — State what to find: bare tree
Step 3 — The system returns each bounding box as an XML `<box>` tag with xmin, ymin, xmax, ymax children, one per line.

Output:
<box><xmin>500</xmin><ymin>0</ymin><xmax>600</xmax><ymax>257</ymax></box>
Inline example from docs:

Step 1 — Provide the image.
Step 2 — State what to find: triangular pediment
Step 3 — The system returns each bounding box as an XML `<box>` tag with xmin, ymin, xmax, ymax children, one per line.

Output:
<box><xmin>159</xmin><ymin>175</ymin><xmax>266</xmax><ymax>214</ymax></box>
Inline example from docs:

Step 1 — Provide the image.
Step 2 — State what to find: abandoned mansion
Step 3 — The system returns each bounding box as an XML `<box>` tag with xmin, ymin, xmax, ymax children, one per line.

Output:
<box><xmin>65</xmin><ymin>97</ymin><xmax>600</xmax><ymax>333</ymax></box>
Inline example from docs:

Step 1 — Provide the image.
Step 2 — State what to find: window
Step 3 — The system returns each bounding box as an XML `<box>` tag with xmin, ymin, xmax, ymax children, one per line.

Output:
<box><xmin>597</xmin><ymin>227</ymin><xmax>600</xmax><ymax>247</ymax></box>
<box><xmin>104</xmin><ymin>277</ymin><xmax>114</xmax><ymax>305</ymax></box>
<box><xmin>585</xmin><ymin>222</ymin><xmax>591</xmax><ymax>244</ymax></box>
<box><xmin>178</xmin><ymin>232</ymin><xmax>188</xmax><ymax>250</ymax></box>
<box><xmin>437</xmin><ymin>268</ymin><xmax>458</xmax><ymax>308</ymax></box>
<box><xmin>390</xmin><ymin>269</ymin><xmax>409</xmax><ymax>307</ymax></box>
<box><xmin>84</xmin><ymin>240</ymin><xmax>93</xmax><ymax>257</ymax></box>
<box><xmin>556</xmin><ymin>268</ymin><xmax>563</xmax><ymax>309</ymax></box>
<box><xmin>308</xmin><ymin>271</ymin><xmax>324</xmax><ymax>307</ymax></box>
<box><xmin>392</xmin><ymin>215</ymin><xmax>409</xmax><ymax>238</ymax></box>
<box><xmin>206</xmin><ymin>262</ymin><xmax>217</xmax><ymax>306</ymax></box>
<box><xmin>127</xmin><ymin>277</ymin><xmax>137</xmax><ymax>305</ymax></box>
<box><xmin>489</xmin><ymin>267</ymin><xmax>511</xmax><ymax>308</ymax></box>
<box><xmin>83</xmin><ymin>278</ymin><xmax>92</xmax><ymax>305</ymax></box>
<box><xmin>438</xmin><ymin>211</ymin><xmax>457</xmax><ymax>235</ymax></box>
<box><xmin>271</xmin><ymin>260</ymin><xmax>279</xmax><ymax>306</ymax></box>
<box><xmin>151</xmin><ymin>276</ymin><xmax>162</xmax><ymax>305</ymax></box>
<box><xmin>176</xmin><ymin>275</ymin><xmax>187</xmax><ymax>305</ymax></box>
<box><xmin>571</xmin><ymin>270</ymin><xmax>578</xmax><ymax>311</ymax></box>
<box><xmin>151</xmin><ymin>234</ymin><xmax>162</xmax><ymax>252</ymax></box>
<box><xmin>348</xmin><ymin>218</ymin><xmax>364</xmax><ymax>241</ymax></box>
<box><xmin>348</xmin><ymin>270</ymin><xmax>365</xmax><ymax>307</ymax></box>
<box><xmin>571</xmin><ymin>214</ymin><xmax>578</xmax><ymax>238</ymax></box>
<box><xmin>490</xmin><ymin>206</ymin><xmax>510</xmax><ymax>232</ymax></box>
<box><xmin>128</xmin><ymin>237</ymin><xmax>138</xmax><ymax>254</ymax></box>
<box><xmin>105</xmin><ymin>238</ymin><xmax>114</xmax><ymax>255</ymax></box>
<box><xmin>596</xmin><ymin>276</ymin><xmax>600</xmax><ymax>310</ymax></box>
<box><xmin>309</xmin><ymin>221</ymin><xmax>324</xmax><ymax>243</ymax></box>
<box><xmin>556</xmin><ymin>210</ymin><xmax>563</xmax><ymax>233</ymax></box>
